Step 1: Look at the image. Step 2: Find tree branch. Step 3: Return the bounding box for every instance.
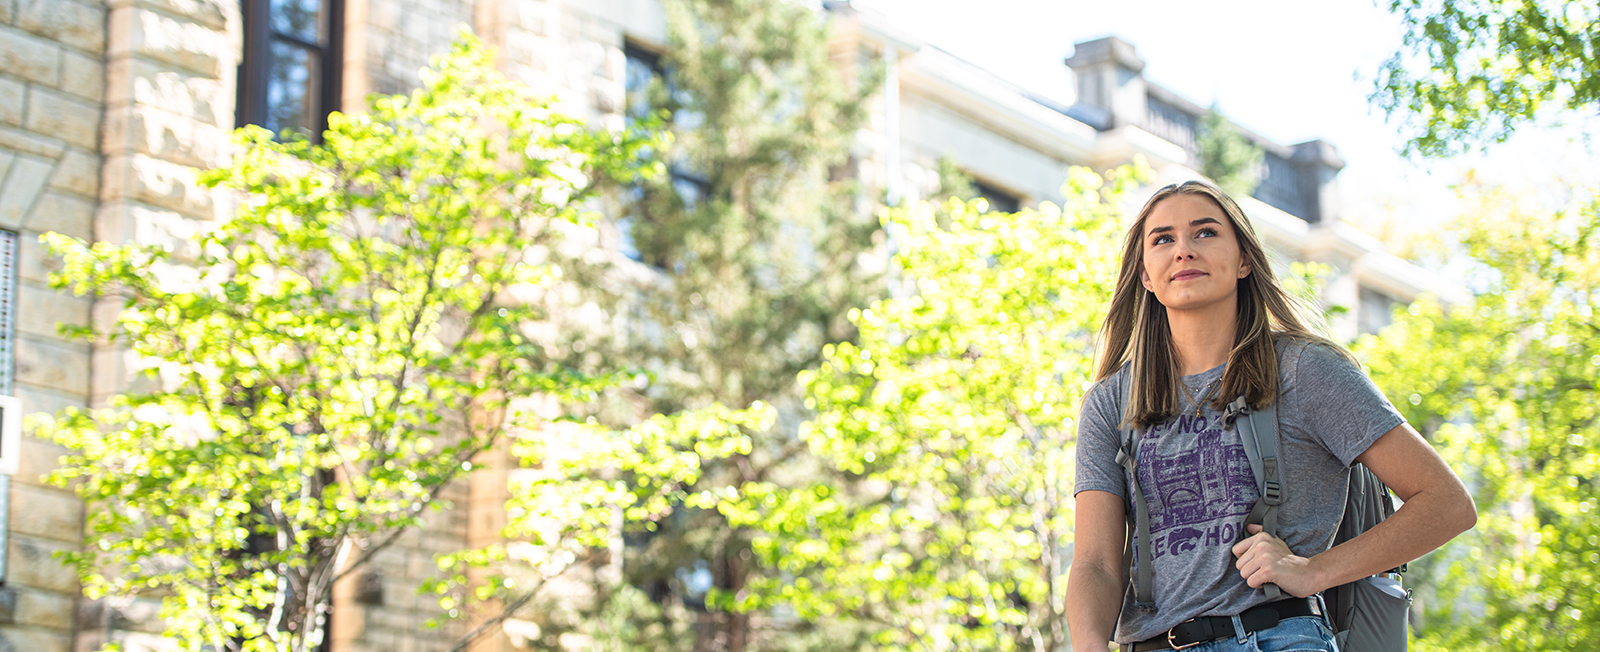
[438,552,594,652]
[331,431,500,584]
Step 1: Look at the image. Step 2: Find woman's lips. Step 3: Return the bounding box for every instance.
[1172,270,1207,281]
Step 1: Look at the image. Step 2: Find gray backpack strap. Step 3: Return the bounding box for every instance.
[1226,396,1283,601]
[1113,369,1158,611]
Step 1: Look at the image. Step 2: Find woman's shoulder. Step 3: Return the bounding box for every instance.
[1076,363,1135,453]
[1273,332,1365,391]
[1081,362,1132,424]
[1273,332,1355,367]
[1084,362,1132,403]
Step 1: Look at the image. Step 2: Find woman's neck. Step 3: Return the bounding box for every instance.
[1167,301,1238,376]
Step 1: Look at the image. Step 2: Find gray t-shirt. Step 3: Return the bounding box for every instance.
[1073,337,1404,644]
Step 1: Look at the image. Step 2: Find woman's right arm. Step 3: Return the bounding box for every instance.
[1066,489,1126,652]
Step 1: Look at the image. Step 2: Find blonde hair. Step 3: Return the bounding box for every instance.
[1092,180,1349,427]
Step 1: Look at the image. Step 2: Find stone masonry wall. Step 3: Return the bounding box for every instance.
[0,0,236,648]
[329,481,472,652]
[328,1,475,651]
[0,0,671,650]
[334,3,665,651]
[342,0,474,115]
[0,0,107,650]
[446,4,664,651]
[89,0,238,647]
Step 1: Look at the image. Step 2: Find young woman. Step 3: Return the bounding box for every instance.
[1065,181,1476,652]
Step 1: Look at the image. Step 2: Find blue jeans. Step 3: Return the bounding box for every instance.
[1178,616,1338,652]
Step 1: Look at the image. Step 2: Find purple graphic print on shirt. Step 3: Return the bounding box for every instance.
[1134,414,1257,561]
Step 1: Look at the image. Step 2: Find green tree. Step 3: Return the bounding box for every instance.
[1374,0,1600,156]
[1197,106,1263,198]
[935,157,980,203]
[524,0,881,649]
[1356,181,1599,651]
[719,165,1148,651]
[38,36,648,652]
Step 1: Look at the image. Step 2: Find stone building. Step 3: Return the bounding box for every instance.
[0,1,1439,651]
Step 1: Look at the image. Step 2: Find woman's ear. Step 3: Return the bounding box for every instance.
[1238,262,1251,279]
[1141,266,1153,292]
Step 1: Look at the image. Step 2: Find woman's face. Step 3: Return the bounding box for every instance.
[1138,193,1252,312]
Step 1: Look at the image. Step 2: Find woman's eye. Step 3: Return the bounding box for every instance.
[1152,234,1173,245]
[1196,228,1218,238]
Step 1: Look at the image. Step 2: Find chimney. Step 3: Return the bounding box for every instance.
[1291,139,1345,223]
[1064,36,1147,131]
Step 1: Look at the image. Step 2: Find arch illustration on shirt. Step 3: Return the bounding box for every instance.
[1133,415,1257,560]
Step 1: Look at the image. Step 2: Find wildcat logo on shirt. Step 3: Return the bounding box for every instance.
[1133,414,1257,560]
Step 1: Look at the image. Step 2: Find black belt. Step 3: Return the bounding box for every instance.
[1127,598,1321,651]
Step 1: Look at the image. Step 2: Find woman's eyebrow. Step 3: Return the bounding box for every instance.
[1147,217,1222,236]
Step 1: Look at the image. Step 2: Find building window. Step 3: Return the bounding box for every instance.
[620,43,709,265]
[617,43,663,262]
[1254,152,1305,220]
[1358,287,1397,336]
[1144,95,1197,154]
[973,179,1021,214]
[0,230,13,396]
[237,0,343,140]
[624,43,663,128]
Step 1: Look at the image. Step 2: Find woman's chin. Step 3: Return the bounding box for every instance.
[1155,293,1236,314]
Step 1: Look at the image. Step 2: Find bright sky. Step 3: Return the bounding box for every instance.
[855,0,1600,236]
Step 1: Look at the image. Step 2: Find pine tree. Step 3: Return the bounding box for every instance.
[1197,105,1263,198]
[534,1,881,649]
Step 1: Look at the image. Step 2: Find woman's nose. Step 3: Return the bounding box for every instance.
[1174,238,1196,259]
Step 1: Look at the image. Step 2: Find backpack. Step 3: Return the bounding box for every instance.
[1112,374,1409,651]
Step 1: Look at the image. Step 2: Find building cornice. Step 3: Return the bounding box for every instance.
[1240,196,1312,250]
[844,2,924,56]
[1088,125,1191,170]
[896,47,1099,163]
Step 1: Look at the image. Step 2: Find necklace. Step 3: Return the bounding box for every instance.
[1180,376,1222,418]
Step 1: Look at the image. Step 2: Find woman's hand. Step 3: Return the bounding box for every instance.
[1231,524,1324,598]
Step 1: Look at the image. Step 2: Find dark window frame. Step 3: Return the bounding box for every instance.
[237,0,345,141]
[624,41,666,128]
[972,178,1022,214]
[620,41,712,266]
[1358,286,1397,336]
[0,229,15,397]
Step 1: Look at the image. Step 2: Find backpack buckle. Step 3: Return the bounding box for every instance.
[1223,397,1250,426]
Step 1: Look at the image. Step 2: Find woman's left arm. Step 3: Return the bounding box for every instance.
[1232,422,1477,597]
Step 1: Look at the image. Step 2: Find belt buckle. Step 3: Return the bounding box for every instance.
[1166,619,1204,650]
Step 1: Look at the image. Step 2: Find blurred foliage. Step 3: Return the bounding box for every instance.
[935,157,980,204]
[617,0,879,413]
[1197,106,1263,198]
[1343,199,1440,264]
[1282,260,1349,338]
[1375,0,1600,157]
[37,34,650,652]
[719,164,1148,651]
[526,0,882,649]
[1358,181,1599,650]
